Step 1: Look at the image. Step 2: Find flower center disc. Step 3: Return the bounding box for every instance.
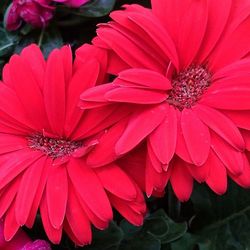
[167,65,211,110]
[27,134,83,158]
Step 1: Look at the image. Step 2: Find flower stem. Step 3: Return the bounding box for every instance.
[167,184,181,220]
[38,28,45,47]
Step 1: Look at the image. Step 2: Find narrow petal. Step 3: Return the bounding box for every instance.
[15,157,46,226]
[97,27,163,72]
[95,164,137,201]
[80,83,116,103]
[181,109,210,166]
[40,193,63,244]
[66,184,92,245]
[127,12,179,68]
[67,158,113,221]
[4,204,19,241]
[193,104,245,150]
[116,69,171,90]
[152,0,208,68]
[116,105,166,155]
[108,194,144,226]
[65,59,100,130]
[87,118,128,167]
[0,176,21,218]
[46,165,68,229]
[200,85,250,110]
[196,0,232,62]
[211,132,244,175]
[44,49,66,135]
[175,110,192,163]
[25,158,52,228]
[209,15,250,71]
[20,44,46,89]
[230,154,250,188]
[106,87,166,104]
[170,158,193,202]
[9,55,48,130]
[222,110,250,130]
[206,150,227,195]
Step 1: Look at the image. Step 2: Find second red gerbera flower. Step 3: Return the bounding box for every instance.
[80,0,250,201]
[0,44,146,246]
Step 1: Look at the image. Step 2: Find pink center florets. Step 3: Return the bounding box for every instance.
[27,134,83,158]
[167,65,211,110]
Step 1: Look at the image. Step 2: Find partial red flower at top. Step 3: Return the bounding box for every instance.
[80,0,250,201]
[0,44,146,246]
[4,0,54,30]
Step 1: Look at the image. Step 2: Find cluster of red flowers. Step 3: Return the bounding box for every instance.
[1,0,250,247]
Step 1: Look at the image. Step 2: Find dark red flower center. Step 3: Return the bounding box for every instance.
[167,65,211,110]
[27,134,83,158]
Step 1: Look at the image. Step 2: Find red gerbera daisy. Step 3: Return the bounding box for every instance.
[0,44,146,246]
[80,0,250,201]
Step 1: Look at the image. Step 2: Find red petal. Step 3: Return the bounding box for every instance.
[193,104,245,150]
[201,85,250,110]
[209,14,250,71]
[80,83,116,102]
[108,194,144,226]
[4,204,19,241]
[25,158,52,228]
[181,109,210,166]
[116,68,171,90]
[196,0,232,62]
[20,44,46,89]
[66,184,92,245]
[170,158,193,201]
[40,193,62,244]
[206,150,227,195]
[175,110,192,163]
[46,165,68,229]
[44,49,66,135]
[9,55,48,130]
[106,87,166,104]
[87,118,128,167]
[116,105,166,155]
[230,154,250,187]
[97,27,163,72]
[127,12,179,68]
[0,176,21,218]
[95,164,137,201]
[149,105,177,164]
[15,157,46,226]
[222,110,250,130]
[67,158,112,221]
[211,132,244,175]
[65,60,100,132]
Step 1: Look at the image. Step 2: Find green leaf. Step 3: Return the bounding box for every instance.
[0,26,19,57]
[58,0,116,18]
[14,26,63,58]
[171,182,250,250]
[84,222,124,250]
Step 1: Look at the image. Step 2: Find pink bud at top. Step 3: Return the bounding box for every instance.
[4,0,55,31]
